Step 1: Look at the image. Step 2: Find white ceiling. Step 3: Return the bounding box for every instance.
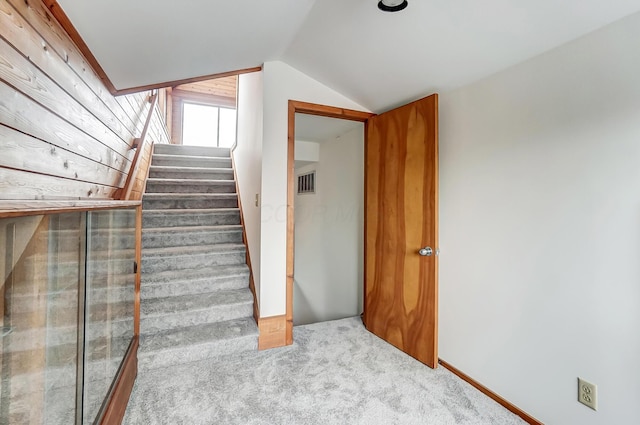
[295,114,362,143]
[56,0,316,89]
[57,0,640,112]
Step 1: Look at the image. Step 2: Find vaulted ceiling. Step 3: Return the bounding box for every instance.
[57,0,640,112]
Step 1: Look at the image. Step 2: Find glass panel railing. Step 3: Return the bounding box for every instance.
[0,213,83,424]
[0,205,138,425]
[83,209,136,424]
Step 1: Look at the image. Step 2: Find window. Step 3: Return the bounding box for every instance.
[182,103,237,147]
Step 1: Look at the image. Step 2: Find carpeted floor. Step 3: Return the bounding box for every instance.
[123,317,526,425]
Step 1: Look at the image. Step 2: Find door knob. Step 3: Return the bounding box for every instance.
[418,247,433,256]
[418,247,440,257]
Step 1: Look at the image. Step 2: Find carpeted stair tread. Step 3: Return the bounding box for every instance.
[142,194,238,210]
[141,288,253,317]
[153,144,231,157]
[151,153,232,162]
[141,264,249,298]
[148,166,233,172]
[144,207,239,215]
[142,208,241,227]
[142,263,249,284]
[140,264,249,300]
[139,317,257,354]
[137,318,258,371]
[145,179,236,194]
[143,193,237,200]
[151,154,232,169]
[142,243,245,258]
[146,178,236,185]
[142,225,243,248]
[143,224,242,234]
[149,165,234,179]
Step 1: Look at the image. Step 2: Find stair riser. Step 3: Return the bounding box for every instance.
[141,251,245,273]
[153,145,231,158]
[142,198,238,209]
[8,261,133,294]
[38,232,134,252]
[142,230,243,249]
[2,334,130,373]
[24,248,134,264]
[149,169,233,180]
[152,156,231,168]
[6,319,132,353]
[140,302,253,334]
[7,286,133,314]
[145,182,236,194]
[141,274,249,299]
[8,315,132,345]
[10,301,132,328]
[138,334,257,371]
[143,211,240,227]
[7,354,126,398]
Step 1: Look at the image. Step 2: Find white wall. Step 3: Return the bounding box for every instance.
[259,61,369,318]
[234,71,264,302]
[294,140,320,164]
[294,125,364,325]
[439,12,640,424]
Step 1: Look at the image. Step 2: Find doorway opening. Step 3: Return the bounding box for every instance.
[286,96,439,368]
[293,114,365,326]
[285,101,374,344]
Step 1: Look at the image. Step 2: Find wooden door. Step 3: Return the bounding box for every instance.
[364,94,439,368]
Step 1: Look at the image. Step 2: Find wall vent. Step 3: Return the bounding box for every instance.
[297,171,316,194]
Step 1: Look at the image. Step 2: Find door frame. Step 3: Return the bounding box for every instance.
[286,100,375,343]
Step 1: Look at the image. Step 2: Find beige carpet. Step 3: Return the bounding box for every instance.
[123,317,526,424]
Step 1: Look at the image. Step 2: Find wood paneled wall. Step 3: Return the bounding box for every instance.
[0,0,169,201]
[175,76,237,100]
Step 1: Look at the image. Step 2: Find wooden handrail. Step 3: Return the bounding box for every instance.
[0,200,141,219]
[119,92,159,200]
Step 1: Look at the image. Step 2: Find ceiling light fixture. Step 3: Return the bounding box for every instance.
[378,0,408,12]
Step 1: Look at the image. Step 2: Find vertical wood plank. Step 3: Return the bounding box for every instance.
[285,101,295,344]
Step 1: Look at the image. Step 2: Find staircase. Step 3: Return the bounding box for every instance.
[138,144,258,371]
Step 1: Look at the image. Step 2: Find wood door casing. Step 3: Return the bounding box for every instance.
[286,101,375,347]
[364,94,439,368]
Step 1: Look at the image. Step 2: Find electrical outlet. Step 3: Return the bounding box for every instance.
[578,378,597,411]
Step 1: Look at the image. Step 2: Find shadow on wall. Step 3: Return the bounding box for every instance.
[293,279,316,326]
